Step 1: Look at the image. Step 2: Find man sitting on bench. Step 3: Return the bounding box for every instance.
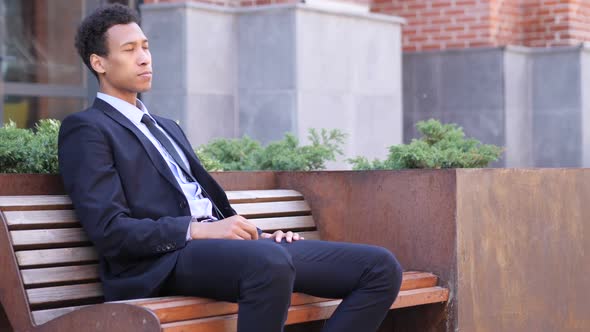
[58,4,403,332]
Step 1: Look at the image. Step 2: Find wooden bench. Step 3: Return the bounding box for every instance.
[0,189,449,331]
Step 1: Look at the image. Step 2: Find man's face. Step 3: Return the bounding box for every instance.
[94,23,152,97]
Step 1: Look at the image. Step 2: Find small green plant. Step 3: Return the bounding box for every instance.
[0,119,60,174]
[349,119,503,170]
[196,128,347,171]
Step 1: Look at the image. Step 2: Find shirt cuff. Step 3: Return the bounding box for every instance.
[186,222,192,241]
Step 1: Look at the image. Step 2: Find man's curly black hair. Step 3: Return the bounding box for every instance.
[75,4,141,79]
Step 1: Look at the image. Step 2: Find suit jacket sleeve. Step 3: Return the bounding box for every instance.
[58,114,191,260]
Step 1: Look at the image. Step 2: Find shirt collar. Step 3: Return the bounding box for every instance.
[96,92,152,126]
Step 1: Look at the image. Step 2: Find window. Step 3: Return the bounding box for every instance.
[2,0,84,85]
[0,0,140,129]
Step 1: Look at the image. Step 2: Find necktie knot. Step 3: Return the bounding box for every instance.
[141,114,155,126]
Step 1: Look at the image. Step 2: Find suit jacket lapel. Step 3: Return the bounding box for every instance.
[153,116,210,182]
[94,99,183,195]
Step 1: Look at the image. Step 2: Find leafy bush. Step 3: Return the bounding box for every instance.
[0,119,60,173]
[349,119,503,170]
[195,136,262,171]
[0,119,345,174]
[196,129,346,171]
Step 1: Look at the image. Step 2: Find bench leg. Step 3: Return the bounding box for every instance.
[0,304,13,332]
[35,303,161,332]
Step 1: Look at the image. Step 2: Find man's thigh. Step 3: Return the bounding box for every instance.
[162,239,291,302]
[278,239,396,299]
[163,238,394,301]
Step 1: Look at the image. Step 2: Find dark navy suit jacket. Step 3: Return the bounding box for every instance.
[58,98,236,301]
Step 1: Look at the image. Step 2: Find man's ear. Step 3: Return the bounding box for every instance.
[90,54,106,75]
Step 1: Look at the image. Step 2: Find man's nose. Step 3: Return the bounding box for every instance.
[138,49,151,66]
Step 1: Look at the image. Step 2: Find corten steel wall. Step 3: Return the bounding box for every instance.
[276,169,590,331]
[0,172,280,195]
[0,174,66,195]
[455,168,590,331]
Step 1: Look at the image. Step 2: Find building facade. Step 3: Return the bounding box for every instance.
[1,0,589,167]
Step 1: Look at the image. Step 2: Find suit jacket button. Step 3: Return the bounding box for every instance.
[180,201,186,208]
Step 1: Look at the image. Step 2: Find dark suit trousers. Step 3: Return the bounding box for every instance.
[161,238,403,332]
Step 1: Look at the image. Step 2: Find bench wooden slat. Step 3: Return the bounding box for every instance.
[26,282,103,308]
[5,210,315,233]
[251,216,316,232]
[233,201,311,218]
[4,210,79,230]
[0,190,304,212]
[16,247,99,268]
[159,286,450,331]
[21,264,99,288]
[391,286,449,309]
[0,196,72,211]
[10,228,89,250]
[225,190,303,203]
[399,272,438,291]
[10,228,316,251]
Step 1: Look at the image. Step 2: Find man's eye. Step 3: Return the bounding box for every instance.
[124,48,134,52]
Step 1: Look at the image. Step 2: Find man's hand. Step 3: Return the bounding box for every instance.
[261,230,304,243]
[190,215,259,240]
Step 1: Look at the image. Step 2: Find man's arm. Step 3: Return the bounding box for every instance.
[58,114,191,259]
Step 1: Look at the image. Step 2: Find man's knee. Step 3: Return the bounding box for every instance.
[367,246,403,293]
[243,241,295,284]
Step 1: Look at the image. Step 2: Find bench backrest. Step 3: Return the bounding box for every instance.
[0,189,317,327]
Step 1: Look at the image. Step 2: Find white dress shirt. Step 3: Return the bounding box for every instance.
[97,93,214,240]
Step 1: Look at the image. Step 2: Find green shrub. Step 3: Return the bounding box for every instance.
[0,119,346,174]
[196,128,346,171]
[349,119,503,170]
[194,136,261,171]
[0,119,60,174]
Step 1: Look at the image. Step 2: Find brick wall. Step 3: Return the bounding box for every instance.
[523,0,590,47]
[142,0,590,50]
[371,0,590,51]
[371,0,504,51]
[490,0,522,46]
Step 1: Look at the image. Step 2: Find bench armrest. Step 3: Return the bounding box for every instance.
[36,303,160,332]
